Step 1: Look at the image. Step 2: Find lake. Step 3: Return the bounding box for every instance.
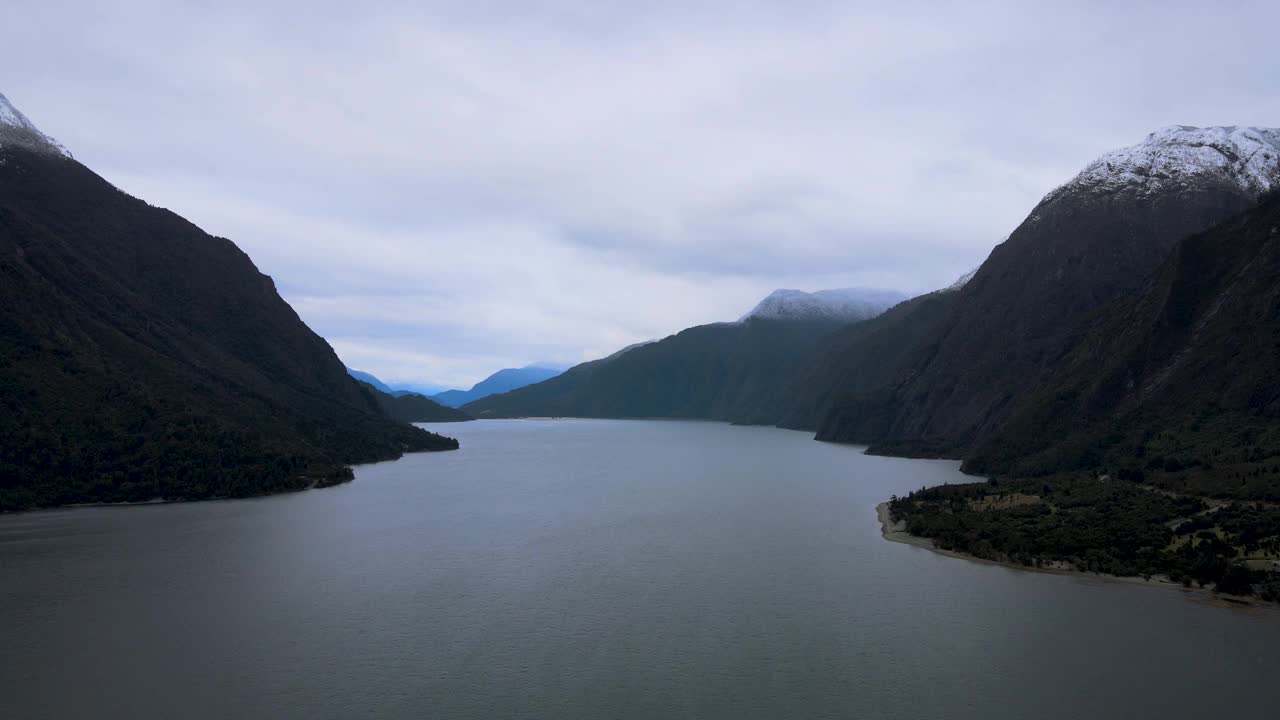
[2,420,1276,719]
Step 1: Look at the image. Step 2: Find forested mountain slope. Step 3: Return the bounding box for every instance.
[965,193,1280,495]
[816,127,1280,456]
[0,109,456,510]
[464,317,852,420]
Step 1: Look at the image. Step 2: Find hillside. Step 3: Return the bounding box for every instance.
[431,364,564,407]
[966,193,1280,494]
[360,383,473,423]
[729,291,958,431]
[880,175,1280,600]
[463,317,853,420]
[347,367,393,393]
[0,108,457,510]
[815,126,1280,455]
[463,287,901,421]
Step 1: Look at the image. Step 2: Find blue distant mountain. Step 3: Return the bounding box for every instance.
[346,368,450,397]
[432,364,565,407]
[386,382,451,396]
[345,367,392,393]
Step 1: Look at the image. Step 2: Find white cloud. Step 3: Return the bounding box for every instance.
[6,0,1280,386]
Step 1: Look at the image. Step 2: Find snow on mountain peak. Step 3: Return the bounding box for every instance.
[0,92,71,158]
[1061,125,1280,199]
[942,267,979,293]
[741,287,906,323]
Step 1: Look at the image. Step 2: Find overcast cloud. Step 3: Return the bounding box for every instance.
[7,1,1280,387]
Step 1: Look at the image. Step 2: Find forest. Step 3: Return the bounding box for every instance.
[887,474,1280,600]
[0,145,457,510]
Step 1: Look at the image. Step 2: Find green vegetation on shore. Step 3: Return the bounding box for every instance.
[887,474,1280,600]
[880,194,1280,600]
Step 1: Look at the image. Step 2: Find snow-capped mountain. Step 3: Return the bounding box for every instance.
[0,92,70,157]
[741,288,906,323]
[812,125,1280,453]
[1050,126,1280,201]
[942,267,979,293]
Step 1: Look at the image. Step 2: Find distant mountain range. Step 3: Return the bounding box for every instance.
[462,289,904,419]
[431,364,566,407]
[8,79,1280,576]
[389,382,450,397]
[464,125,1280,495]
[0,92,457,510]
[345,364,565,408]
[343,369,450,397]
[458,125,1280,598]
[346,368,392,393]
[357,382,473,423]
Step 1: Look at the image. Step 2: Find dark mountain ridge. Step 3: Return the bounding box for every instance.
[884,194,1280,597]
[732,290,960,432]
[462,287,904,420]
[965,191,1280,488]
[463,317,854,420]
[0,133,456,510]
[812,126,1280,457]
[347,367,393,393]
[359,382,473,423]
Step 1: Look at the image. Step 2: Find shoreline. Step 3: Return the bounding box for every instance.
[875,502,1273,611]
[3,441,464,515]
[18,481,340,514]
[3,472,352,516]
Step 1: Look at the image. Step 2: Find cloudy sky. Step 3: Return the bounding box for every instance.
[8,1,1280,388]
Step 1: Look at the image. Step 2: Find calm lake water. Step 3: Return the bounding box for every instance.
[2,420,1277,719]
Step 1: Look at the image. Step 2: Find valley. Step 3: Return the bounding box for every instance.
[7,6,1280,718]
[452,127,1280,601]
[3,102,1279,598]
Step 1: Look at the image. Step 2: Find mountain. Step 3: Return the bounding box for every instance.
[0,92,69,157]
[885,195,1280,597]
[741,287,907,322]
[346,367,392,393]
[357,382,473,423]
[462,289,902,420]
[344,367,447,397]
[386,382,449,396]
[431,364,566,407]
[965,192,1280,493]
[0,94,457,510]
[463,319,840,419]
[812,126,1280,455]
[730,288,959,430]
